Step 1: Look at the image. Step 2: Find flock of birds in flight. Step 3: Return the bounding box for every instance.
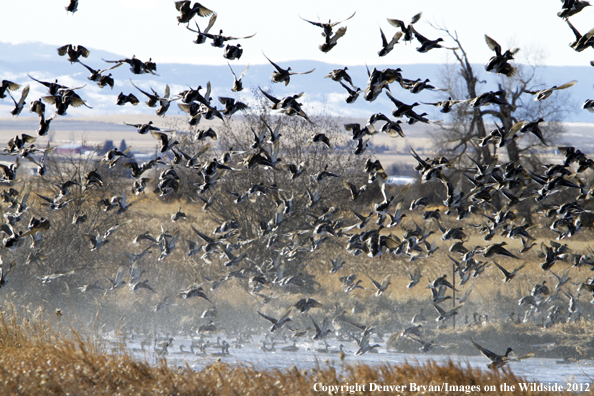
[1,0,594,368]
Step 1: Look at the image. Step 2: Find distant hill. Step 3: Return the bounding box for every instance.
[0,41,592,123]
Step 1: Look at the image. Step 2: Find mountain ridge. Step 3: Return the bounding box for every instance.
[0,41,591,123]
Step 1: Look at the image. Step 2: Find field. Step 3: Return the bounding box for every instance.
[0,114,593,393]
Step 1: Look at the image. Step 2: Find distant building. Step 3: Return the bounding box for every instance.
[56,143,95,155]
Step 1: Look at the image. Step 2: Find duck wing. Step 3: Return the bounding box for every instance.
[191,225,214,243]
[412,27,429,44]
[102,58,127,65]
[204,81,212,103]
[484,35,502,56]
[150,131,169,148]
[339,80,358,95]
[333,11,356,26]
[288,68,315,76]
[553,80,578,91]
[257,311,277,325]
[472,339,499,362]
[1,80,20,92]
[222,32,256,41]
[328,27,347,44]
[492,260,511,279]
[192,3,214,17]
[310,316,321,333]
[409,12,422,25]
[385,90,407,108]
[186,21,200,33]
[174,1,189,11]
[511,352,535,361]
[203,13,217,33]
[17,86,30,106]
[433,303,446,315]
[300,16,324,28]
[78,61,97,75]
[380,28,389,47]
[367,274,381,290]
[239,64,249,79]
[64,91,89,108]
[35,192,54,204]
[566,19,583,40]
[259,87,280,105]
[388,31,404,47]
[130,80,158,103]
[263,53,285,73]
[228,62,237,80]
[56,44,71,57]
[387,18,405,29]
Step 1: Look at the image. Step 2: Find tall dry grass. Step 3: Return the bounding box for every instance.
[0,304,587,395]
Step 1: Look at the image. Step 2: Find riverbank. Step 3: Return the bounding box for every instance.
[0,306,586,395]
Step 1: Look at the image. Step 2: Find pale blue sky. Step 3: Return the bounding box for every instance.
[1,0,593,66]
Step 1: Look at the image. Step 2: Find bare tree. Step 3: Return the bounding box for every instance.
[155,90,372,293]
[431,27,575,167]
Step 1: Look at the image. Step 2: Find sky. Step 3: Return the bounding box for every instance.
[1,0,594,67]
